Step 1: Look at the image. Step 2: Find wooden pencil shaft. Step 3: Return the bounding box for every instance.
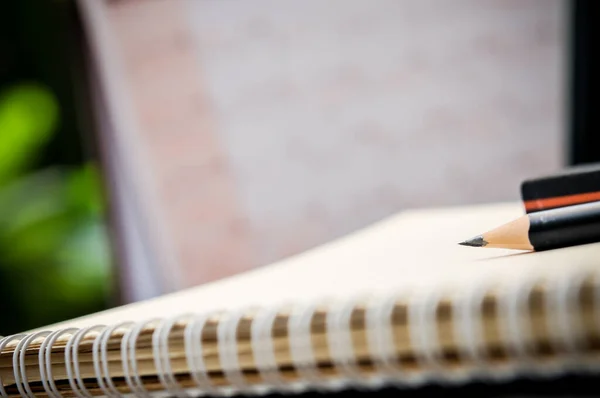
[479,215,533,250]
[2,278,600,397]
[469,201,600,251]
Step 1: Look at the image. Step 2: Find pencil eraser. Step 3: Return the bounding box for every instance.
[520,162,600,213]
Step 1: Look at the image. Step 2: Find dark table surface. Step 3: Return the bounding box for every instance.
[234,374,600,398]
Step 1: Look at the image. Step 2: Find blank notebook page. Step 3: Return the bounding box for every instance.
[37,202,600,331]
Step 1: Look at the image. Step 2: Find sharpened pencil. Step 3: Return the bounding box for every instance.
[459,200,600,251]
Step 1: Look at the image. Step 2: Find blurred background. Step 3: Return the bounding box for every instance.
[0,0,598,335]
[0,1,115,334]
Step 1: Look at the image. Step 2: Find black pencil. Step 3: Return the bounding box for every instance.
[459,200,600,251]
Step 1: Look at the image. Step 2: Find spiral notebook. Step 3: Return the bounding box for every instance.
[1,202,600,397]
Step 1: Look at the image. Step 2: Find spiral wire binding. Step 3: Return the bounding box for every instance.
[183,313,215,396]
[0,272,598,397]
[153,315,191,397]
[408,289,444,385]
[126,319,160,397]
[364,293,404,385]
[250,304,287,394]
[38,330,61,398]
[218,308,250,396]
[453,280,487,380]
[17,332,49,398]
[551,272,586,362]
[500,275,533,375]
[592,272,600,372]
[67,325,107,398]
[94,322,134,397]
[287,301,328,393]
[327,297,366,390]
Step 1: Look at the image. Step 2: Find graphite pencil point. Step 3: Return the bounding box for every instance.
[458,235,487,247]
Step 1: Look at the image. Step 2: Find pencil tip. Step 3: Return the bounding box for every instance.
[458,235,487,247]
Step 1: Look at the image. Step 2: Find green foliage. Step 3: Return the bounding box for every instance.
[0,83,59,183]
[0,166,113,332]
[0,82,112,334]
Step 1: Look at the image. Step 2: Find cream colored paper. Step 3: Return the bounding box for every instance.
[35,202,600,332]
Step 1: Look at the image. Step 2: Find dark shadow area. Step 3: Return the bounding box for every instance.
[570,0,600,165]
[235,373,600,398]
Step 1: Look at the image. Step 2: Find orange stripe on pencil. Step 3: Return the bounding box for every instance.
[524,191,600,212]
